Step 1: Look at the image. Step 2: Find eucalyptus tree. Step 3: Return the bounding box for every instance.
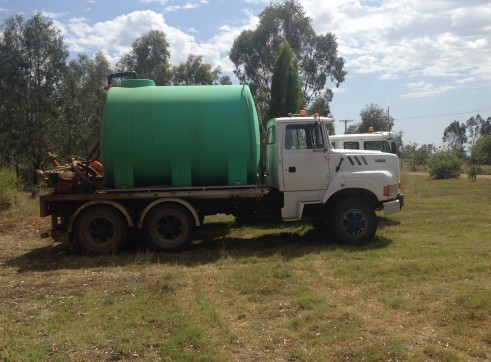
[0,13,68,184]
[355,104,394,133]
[0,15,25,171]
[230,0,346,115]
[117,30,172,85]
[58,51,112,158]
[443,120,468,157]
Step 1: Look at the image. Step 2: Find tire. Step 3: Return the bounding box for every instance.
[73,205,128,254]
[329,198,377,244]
[143,204,195,251]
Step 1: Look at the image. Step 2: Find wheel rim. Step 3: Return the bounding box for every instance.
[341,209,368,237]
[87,217,115,244]
[156,215,183,242]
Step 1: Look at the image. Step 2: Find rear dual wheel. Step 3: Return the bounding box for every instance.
[73,205,128,254]
[143,204,195,251]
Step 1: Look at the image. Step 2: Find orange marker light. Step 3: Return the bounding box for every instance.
[383,185,391,197]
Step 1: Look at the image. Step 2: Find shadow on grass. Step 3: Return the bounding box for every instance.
[377,216,401,230]
[6,220,393,272]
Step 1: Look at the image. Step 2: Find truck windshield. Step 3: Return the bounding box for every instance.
[364,141,391,153]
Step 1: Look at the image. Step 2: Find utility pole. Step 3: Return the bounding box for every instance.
[339,119,353,134]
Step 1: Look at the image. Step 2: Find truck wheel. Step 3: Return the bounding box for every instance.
[329,198,377,244]
[73,205,128,254]
[143,204,195,251]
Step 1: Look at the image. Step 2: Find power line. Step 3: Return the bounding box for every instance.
[396,107,491,121]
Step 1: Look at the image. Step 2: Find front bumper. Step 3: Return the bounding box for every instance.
[383,194,404,215]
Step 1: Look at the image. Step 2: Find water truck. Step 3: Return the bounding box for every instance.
[38,72,403,254]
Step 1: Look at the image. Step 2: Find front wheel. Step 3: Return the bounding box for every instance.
[143,204,195,251]
[329,198,377,244]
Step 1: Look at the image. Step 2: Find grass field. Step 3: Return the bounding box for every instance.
[0,173,490,361]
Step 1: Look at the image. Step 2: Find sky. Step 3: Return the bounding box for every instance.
[1,0,490,147]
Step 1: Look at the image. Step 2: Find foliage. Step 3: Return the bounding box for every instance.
[117,30,172,85]
[349,103,394,133]
[400,142,436,171]
[230,0,346,116]
[473,135,491,164]
[0,168,22,210]
[0,13,68,185]
[428,149,463,179]
[443,120,467,158]
[466,115,483,148]
[400,142,418,171]
[308,90,335,135]
[268,42,303,121]
[172,55,225,85]
[58,51,112,158]
[478,115,491,136]
[466,115,487,180]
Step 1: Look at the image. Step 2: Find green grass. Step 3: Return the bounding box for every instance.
[0,173,490,361]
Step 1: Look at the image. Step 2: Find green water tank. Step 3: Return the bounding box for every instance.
[101,80,260,188]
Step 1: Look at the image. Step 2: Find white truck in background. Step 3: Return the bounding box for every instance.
[329,131,398,155]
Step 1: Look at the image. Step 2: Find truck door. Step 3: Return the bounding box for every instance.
[281,123,330,191]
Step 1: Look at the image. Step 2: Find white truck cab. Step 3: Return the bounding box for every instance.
[329,131,397,154]
[265,115,403,243]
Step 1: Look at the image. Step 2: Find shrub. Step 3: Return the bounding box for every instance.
[428,150,463,179]
[0,168,22,211]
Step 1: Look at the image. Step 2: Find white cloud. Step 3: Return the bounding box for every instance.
[62,9,257,71]
[302,0,491,97]
[164,3,199,12]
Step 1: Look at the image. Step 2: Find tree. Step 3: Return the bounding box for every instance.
[308,90,335,135]
[350,104,394,134]
[466,115,484,180]
[401,142,418,171]
[268,42,303,120]
[443,120,467,158]
[0,13,68,185]
[415,144,436,171]
[230,0,346,117]
[428,149,463,179]
[58,51,112,158]
[479,116,491,136]
[173,55,222,85]
[394,130,404,157]
[473,135,491,164]
[0,15,26,173]
[216,72,232,85]
[466,115,482,149]
[117,30,172,85]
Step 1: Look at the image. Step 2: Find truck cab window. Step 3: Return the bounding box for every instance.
[285,124,325,150]
[344,141,360,150]
[365,140,391,153]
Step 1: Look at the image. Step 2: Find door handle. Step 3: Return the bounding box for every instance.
[288,167,296,173]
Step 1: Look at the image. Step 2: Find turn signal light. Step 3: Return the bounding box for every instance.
[383,185,391,197]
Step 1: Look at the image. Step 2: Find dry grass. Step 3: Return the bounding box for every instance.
[0,176,490,361]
